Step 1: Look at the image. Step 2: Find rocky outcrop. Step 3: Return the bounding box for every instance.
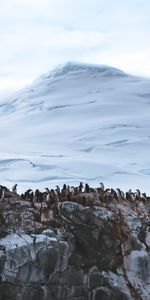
[0,193,150,299]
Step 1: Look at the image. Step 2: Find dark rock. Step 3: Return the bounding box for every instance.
[0,193,149,299]
[37,246,58,279]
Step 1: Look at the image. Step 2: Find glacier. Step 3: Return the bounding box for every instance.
[0,61,150,193]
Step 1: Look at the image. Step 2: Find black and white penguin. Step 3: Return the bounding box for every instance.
[79,182,84,193]
[45,188,50,202]
[84,183,90,193]
[12,184,17,194]
[99,182,104,191]
[116,188,125,200]
[135,189,140,200]
[110,188,118,200]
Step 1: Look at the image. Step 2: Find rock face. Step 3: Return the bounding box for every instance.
[0,195,150,299]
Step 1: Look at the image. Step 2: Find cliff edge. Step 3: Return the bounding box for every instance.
[0,186,149,300]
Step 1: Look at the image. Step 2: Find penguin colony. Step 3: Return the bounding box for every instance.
[0,182,149,228]
[0,182,148,205]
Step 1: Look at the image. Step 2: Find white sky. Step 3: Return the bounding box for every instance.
[0,0,150,94]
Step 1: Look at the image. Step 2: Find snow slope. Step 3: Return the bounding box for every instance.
[1,61,150,193]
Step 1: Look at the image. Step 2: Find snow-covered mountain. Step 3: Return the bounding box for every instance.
[1,61,150,193]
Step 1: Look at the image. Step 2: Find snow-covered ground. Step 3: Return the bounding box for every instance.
[1,61,150,193]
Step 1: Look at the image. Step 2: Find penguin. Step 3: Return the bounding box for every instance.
[110,188,118,200]
[99,183,104,191]
[54,189,60,203]
[104,189,113,201]
[66,185,71,200]
[126,189,135,201]
[116,188,125,200]
[1,188,12,200]
[56,185,60,194]
[45,188,50,203]
[61,184,67,199]
[84,183,90,193]
[141,193,147,201]
[135,189,140,200]
[12,184,17,194]
[79,182,84,193]
[62,184,67,190]
[125,191,130,201]
[45,188,50,194]
[25,189,32,198]
[70,186,75,198]
[20,193,25,200]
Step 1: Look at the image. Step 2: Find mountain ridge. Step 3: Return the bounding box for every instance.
[34,61,127,83]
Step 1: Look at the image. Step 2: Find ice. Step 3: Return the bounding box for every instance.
[0,62,150,193]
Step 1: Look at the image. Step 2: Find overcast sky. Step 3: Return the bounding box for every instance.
[0,0,150,94]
